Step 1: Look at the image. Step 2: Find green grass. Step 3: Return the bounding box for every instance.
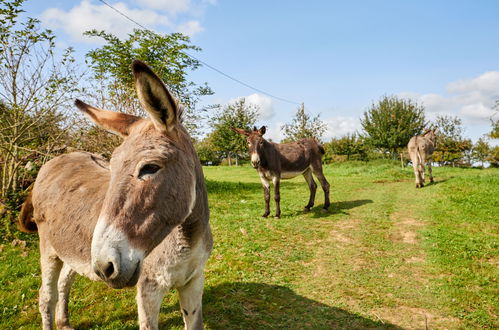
[1,161,497,329]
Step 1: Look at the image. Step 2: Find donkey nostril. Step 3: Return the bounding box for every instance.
[103,262,115,278]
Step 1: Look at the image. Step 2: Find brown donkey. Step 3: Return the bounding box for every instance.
[407,129,437,188]
[18,60,212,330]
[233,126,330,218]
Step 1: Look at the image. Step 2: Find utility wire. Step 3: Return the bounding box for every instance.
[97,0,300,105]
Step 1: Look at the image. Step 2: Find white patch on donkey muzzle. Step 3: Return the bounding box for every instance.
[251,152,260,167]
[91,217,145,288]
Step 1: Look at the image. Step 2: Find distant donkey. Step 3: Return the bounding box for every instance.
[232,126,330,218]
[19,60,212,330]
[407,129,437,188]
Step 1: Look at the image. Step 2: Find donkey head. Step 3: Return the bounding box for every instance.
[232,126,267,168]
[77,60,199,289]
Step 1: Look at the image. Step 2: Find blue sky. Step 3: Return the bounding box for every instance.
[23,0,499,142]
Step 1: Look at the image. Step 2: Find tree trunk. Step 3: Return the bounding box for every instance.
[235,154,239,166]
[400,152,404,168]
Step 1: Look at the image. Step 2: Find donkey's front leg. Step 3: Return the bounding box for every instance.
[259,173,270,218]
[39,242,63,330]
[55,263,76,330]
[137,277,166,330]
[178,274,205,330]
[272,176,281,218]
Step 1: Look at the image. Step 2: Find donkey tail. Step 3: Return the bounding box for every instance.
[18,188,37,233]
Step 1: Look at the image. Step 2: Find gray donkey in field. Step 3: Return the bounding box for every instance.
[407,129,437,188]
[19,60,212,330]
[233,126,330,218]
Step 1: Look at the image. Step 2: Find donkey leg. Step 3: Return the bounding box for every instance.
[55,263,76,330]
[178,274,205,330]
[419,163,425,187]
[312,167,330,210]
[428,162,434,183]
[303,169,317,211]
[412,162,421,188]
[259,173,271,218]
[39,241,63,330]
[272,176,281,218]
[137,278,166,330]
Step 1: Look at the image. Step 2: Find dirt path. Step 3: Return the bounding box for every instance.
[298,180,461,329]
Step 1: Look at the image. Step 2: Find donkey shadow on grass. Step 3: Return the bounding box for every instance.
[206,179,373,219]
[73,282,401,329]
[157,282,402,329]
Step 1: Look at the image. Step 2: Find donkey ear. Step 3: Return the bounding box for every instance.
[132,60,178,132]
[75,100,141,137]
[259,126,266,135]
[231,128,250,136]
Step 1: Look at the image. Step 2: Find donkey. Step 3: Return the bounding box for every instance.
[18,60,213,330]
[407,128,437,188]
[232,126,330,218]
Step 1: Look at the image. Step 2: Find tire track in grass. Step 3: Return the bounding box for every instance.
[298,180,460,329]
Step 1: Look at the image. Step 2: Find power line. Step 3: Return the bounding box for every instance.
[97,0,300,105]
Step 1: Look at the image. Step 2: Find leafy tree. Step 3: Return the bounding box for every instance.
[194,137,221,166]
[325,133,367,161]
[281,103,327,143]
[209,98,259,165]
[85,28,213,137]
[433,115,472,166]
[489,100,499,139]
[472,138,491,167]
[0,0,80,201]
[361,95,426,158]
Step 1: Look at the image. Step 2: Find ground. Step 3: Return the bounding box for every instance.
[0,161,497,329]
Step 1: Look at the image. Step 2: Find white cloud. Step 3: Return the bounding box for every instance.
[228,94,275,120]
[177,20,203,36]
[399,71,499,124]
[41,1,171,42]
[323,116,361,140]
[137,0,191,14]
[40,0,209,43]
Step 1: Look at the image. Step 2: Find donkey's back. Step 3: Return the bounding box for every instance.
[28,152,109,278]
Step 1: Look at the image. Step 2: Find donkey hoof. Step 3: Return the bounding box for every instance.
[303,207,311,212]
[262,213,270,218]
[320,208,328,214]
[430,178,434,183]
[274,215,281,219]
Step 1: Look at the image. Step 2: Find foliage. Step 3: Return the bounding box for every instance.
[281,103,327,143]
[471,138,491,167]
[361,95,426,156]
[194,138,221,166]
[432,115,472,166]
[489,100,499,139]
[487,146,499,167]
[85,28,213,137]
[324,133,368,162]
[0,0,81,235]
[208,98,259,165]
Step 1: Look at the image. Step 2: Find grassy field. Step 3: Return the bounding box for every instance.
[1,161,498,329]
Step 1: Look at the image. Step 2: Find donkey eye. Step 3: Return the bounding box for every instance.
[138,164,161,179]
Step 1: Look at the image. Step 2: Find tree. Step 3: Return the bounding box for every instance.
[85,28,213,137]
[0,0,81,204]
[281,103,327,143]
[433,115,472,166]
[489,100,499,139]
[472,138,491,167]
[325,133,367,161]
[209,98,259,165]
[361,95,426,160]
